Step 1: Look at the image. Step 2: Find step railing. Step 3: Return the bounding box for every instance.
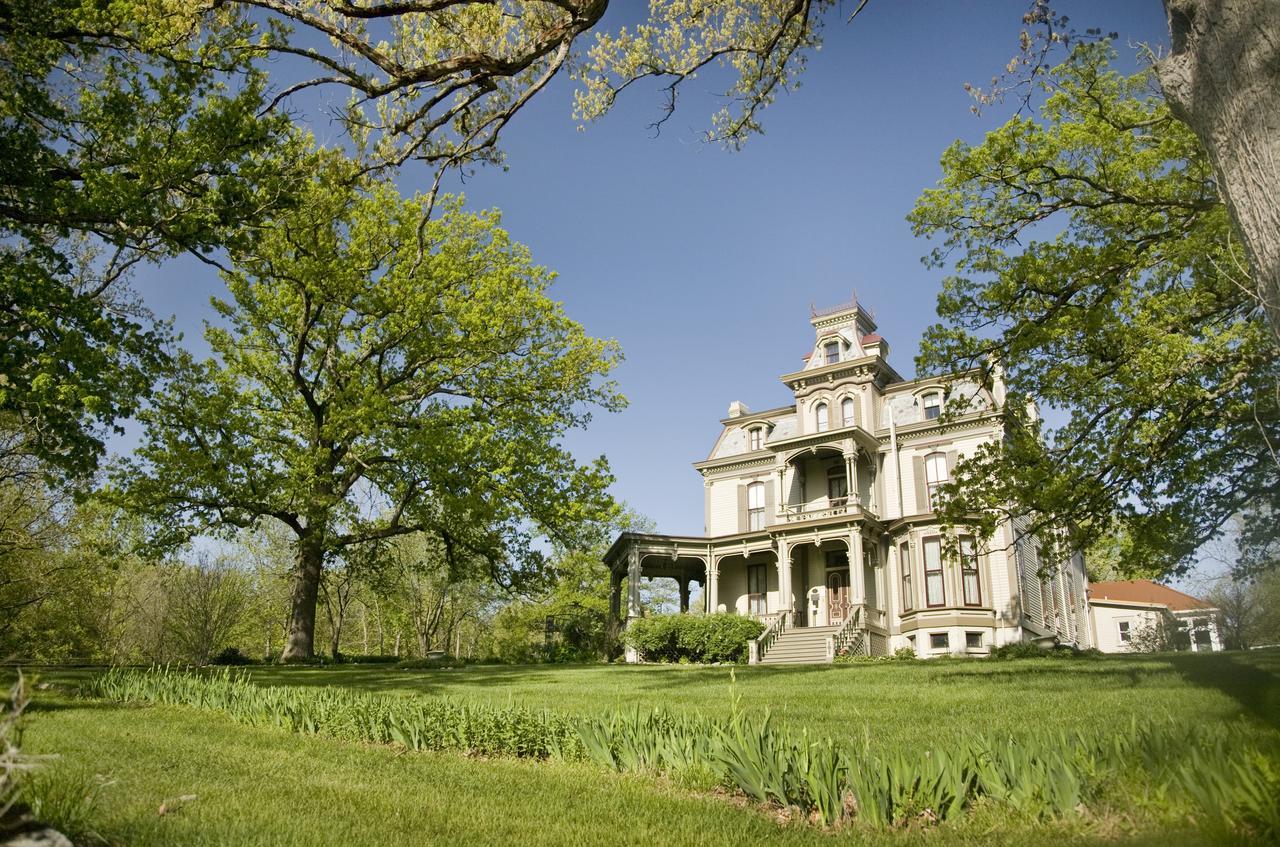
[749,613,786,664]
[826,606,866,661]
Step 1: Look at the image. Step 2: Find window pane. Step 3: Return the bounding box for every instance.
[899,544,913,611]
[814,404,828,432]
[926,572,945,606]
[960,537,980,605]
[966,632,982,649]
[923,394,941,420]
[747,482,764,509]
[924,539,943,606]
[828,475,847,500]
[824,342,839,364]
[923,539,941,570]
[925,454,947,484]
[930,633,948,650]
[841,398,854,427]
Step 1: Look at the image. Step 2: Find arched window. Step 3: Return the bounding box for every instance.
[924,452,947,510]
[814,402,829,433]
[841,397,855,428]
[747,481,765,531]
[748,427,762,452]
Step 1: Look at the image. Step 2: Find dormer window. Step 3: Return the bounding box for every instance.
[823,340,840,365]
[814,402,829,433]
[748,427,762,451]
[922,392,941,421]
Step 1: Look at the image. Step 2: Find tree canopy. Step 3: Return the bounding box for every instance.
[114,156,624,659]
[909,43,1277,577]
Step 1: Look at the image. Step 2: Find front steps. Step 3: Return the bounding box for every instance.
[759,624,841,665]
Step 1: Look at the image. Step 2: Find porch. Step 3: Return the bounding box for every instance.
[604,527,888,663]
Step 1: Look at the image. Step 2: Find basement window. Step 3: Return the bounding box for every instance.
[929,632,949,651]
[965,632,983,649]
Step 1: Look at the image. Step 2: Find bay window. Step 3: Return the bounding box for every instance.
[959,536,981,606]
[923,537,945,607]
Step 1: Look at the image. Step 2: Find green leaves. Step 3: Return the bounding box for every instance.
[910,43,1278,576]
[115,155,624,652]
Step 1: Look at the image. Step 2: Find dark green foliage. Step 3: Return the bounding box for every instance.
[989,643,1103,661]
[210,647,253,666]
[623,614,764,663]
[910,43,1279,576]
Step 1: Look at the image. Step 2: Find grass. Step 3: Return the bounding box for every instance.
[7,651,1280,845]
[244,651,1280,752]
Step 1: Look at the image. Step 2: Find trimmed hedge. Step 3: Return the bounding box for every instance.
[623,613,764,663]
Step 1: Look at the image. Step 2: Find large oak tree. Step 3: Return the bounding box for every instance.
[909,44,1277,576]
[115,156,624,660]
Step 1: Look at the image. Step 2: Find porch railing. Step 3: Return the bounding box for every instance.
[749,614,786,664]
[826,606,866,661]
[777,495,878,524]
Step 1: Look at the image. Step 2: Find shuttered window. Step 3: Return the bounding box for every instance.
[747,482,765,531]
[924,452,947,510]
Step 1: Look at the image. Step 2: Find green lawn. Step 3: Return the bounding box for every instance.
[10,651,1280,846]
[245,651,1280,752]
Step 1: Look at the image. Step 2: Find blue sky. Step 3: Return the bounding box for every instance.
[124,2,1173,543]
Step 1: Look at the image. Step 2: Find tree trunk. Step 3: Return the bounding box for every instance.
[1158,0,1280,345]
[281,535,324,661]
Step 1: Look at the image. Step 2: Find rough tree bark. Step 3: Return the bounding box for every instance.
[281,534,324,661]
[1157,0,1280,344]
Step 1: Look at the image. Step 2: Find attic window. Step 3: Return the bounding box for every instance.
[748,427,762,451]
[823,340,840,365]
[922,392,941,421]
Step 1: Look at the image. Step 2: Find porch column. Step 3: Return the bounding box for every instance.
[626,547,642,620]
[608,569,623,625]
[849,530,866,607]
[845,446,860,505]
[678,576,691,613]
[776,466,787,517]
[777,537,793,625]
[706,558,720,614]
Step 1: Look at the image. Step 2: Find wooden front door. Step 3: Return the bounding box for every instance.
[827,570,849,625]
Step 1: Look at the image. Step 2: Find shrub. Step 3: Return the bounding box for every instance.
[210,647,254,666]
[624,614,763,663]
[989,641,1048,660]
[335,654,400,665]
[990,642,1103,661]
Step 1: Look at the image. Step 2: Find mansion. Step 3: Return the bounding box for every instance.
[604,298,1091,663]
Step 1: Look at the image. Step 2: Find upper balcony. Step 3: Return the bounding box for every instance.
[776,493,879,525]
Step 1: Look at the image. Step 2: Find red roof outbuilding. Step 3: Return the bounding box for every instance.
[1087,580,1214,611]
